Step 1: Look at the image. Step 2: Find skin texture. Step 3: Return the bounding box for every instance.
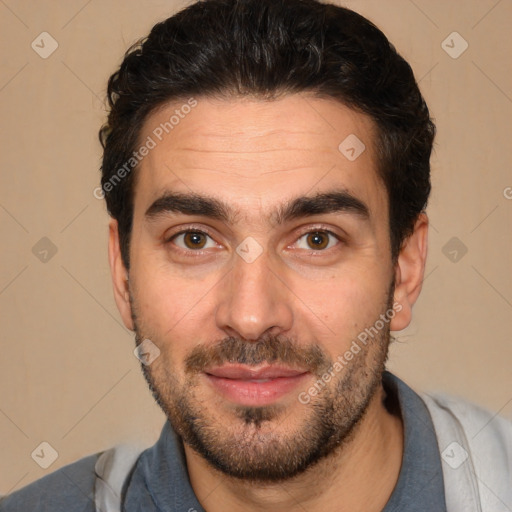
[108,93,428,512]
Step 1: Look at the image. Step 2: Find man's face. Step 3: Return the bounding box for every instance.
[121,94,398,481]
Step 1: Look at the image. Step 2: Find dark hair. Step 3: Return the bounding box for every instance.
[99,0,435,269]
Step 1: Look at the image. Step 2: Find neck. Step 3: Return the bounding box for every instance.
[184,383,404,512]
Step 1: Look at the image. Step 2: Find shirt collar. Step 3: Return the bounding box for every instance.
[381,371,447,511]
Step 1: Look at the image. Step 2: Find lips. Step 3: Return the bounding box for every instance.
[203,364,311,406]
[204,364,308,380]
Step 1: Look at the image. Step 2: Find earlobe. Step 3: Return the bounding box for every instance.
[108,219,134,331]
[390,213,429,332]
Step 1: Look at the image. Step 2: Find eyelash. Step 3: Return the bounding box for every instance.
[165,225,343,257]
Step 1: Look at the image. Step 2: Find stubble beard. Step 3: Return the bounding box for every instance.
[130,290,392,483]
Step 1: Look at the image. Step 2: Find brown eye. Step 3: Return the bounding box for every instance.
[183,231,207,249]
[170,230,216,251]
[306,232,329,250]
[294,230,340,251]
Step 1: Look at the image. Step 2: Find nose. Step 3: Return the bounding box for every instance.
[215,244,293,341]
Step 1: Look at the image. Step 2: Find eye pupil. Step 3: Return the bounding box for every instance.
[184,232,206,249]
[307,232,328,250]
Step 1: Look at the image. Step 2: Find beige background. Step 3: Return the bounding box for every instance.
[1,0,511,494]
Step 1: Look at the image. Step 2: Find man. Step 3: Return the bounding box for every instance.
[2,0,511,511]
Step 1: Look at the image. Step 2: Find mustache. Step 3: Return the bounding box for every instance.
[184,334,332,377]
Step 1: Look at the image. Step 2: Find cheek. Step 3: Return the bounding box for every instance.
[309,267,391,347]
[130,253,220,340]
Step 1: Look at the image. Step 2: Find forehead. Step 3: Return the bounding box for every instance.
[132,94,386,223]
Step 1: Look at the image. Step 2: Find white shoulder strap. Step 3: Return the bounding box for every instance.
[94,444,145,512]
[421,392,512,512]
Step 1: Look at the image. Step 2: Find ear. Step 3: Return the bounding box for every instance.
[108,219,134,331]
[390,213,428,331]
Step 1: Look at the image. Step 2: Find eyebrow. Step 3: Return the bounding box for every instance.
[144,189,370,226]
